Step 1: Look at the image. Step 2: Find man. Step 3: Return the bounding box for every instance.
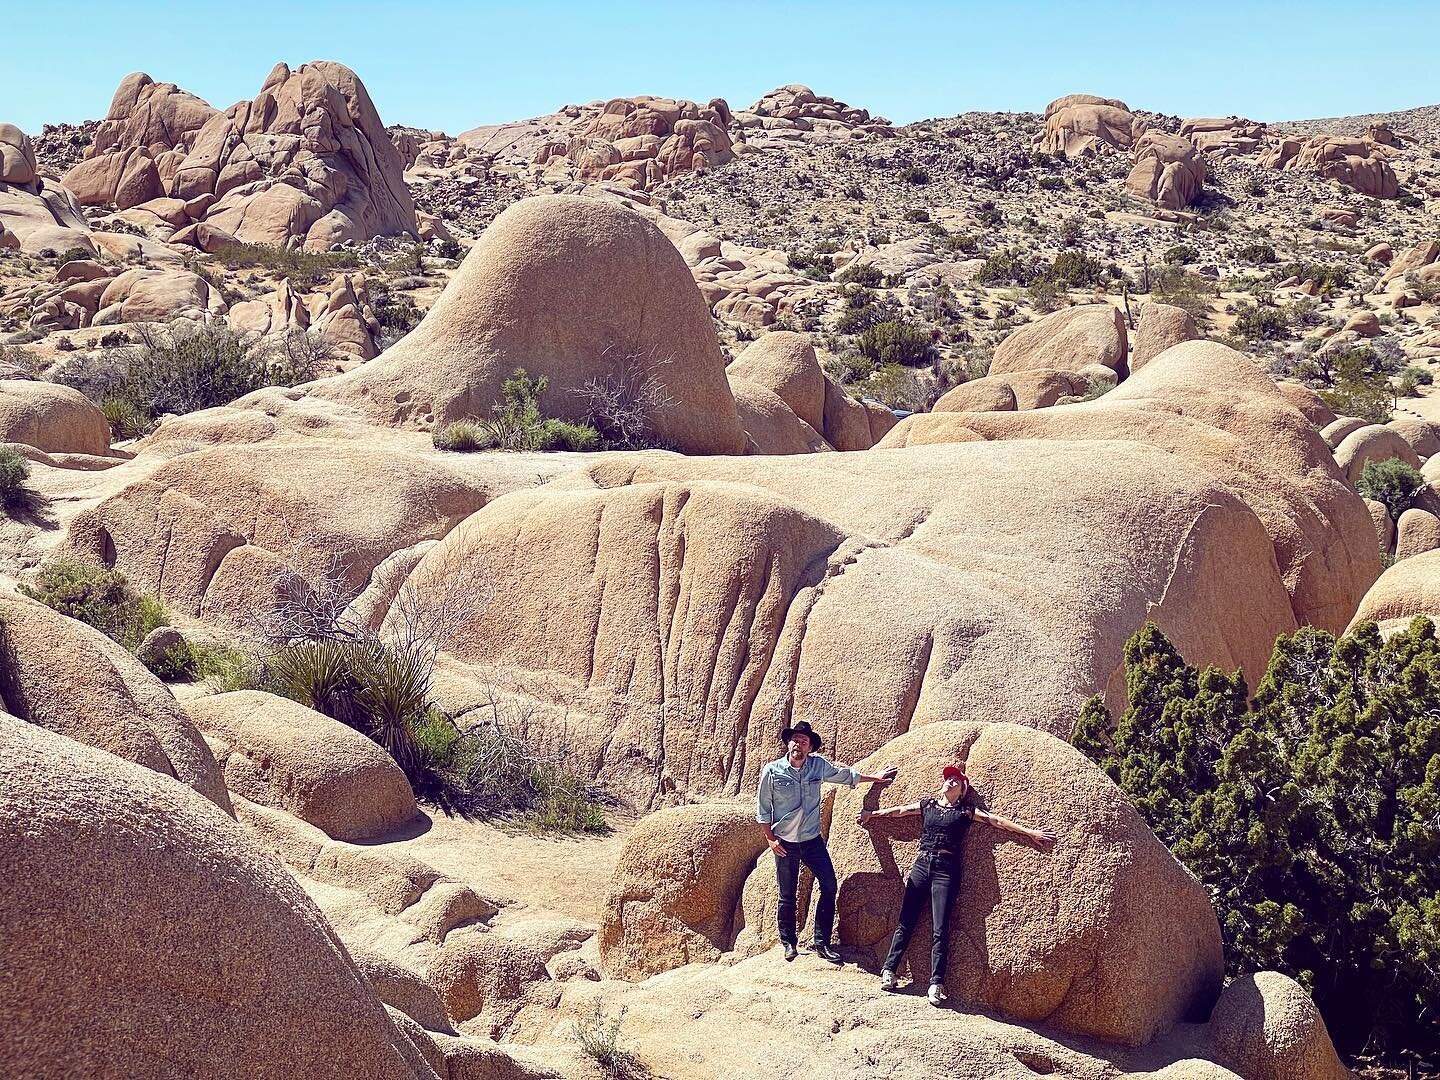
[755,719,896,963]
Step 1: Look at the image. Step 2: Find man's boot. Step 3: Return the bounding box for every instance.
[814,942,842,964]
[782,942,798,962]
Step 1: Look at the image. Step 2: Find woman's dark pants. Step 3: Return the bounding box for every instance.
[773,837,839,947]
[882,852,955,985]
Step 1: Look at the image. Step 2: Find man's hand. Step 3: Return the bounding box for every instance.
[768,836,788,857]
[871,766,898,789]
[856,809,873,827]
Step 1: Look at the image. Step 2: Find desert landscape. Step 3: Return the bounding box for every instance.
[2,18,1439,1080]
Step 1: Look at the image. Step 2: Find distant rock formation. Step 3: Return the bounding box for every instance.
[63,61,418,250]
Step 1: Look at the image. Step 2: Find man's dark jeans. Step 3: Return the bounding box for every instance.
[774,836,838,947]
[882,852,955,985]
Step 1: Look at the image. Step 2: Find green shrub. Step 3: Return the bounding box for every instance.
[1318,347,1397,425]
[904,208,931,223]
[1163,244,1199,265]
[539,419,601,452]
[899,166,931,185]
[1151,267,1217,320]
[835,262,884,287]
[436,238,463,260]
[1357,458,1426,521]
[20,558,169,651]
[571,1001,644,1079]
[1235,242,1276,264]
[977,248,1046,286]
[832,287,898,335]
[0,446,31,510]
[1073,620,1440,1061]
[1397,365,1435,397]
[100,395,152,440]
[1231,301,1291,341]
[1046,250,1106,287]
[856,321,936,367]
[863,364,928,411]
[432,420,493,452]
[210,242,358,289]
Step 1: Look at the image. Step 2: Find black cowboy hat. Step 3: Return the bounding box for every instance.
[779,720,823,751]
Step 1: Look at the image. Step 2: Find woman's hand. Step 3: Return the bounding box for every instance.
[856,809,874,827]
[1025,828,1057,853]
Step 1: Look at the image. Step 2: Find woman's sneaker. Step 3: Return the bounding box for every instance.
[879,969,898,992]
[927,983,948,1007]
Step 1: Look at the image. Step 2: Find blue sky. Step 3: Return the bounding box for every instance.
[5,1,1438,136]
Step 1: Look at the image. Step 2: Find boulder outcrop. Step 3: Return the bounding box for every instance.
[1126,131,1206,210]
[988,303,1128,380]
[305,195,748,454]
[532,96,734,190]
[185,691,418,841]
[1132,303,1201,370]
[65,62,417,251]
[599,802,766,979]
[1261,134,1398,198]
[0,380,110,456]
[1038,99,1146,158]
[0,593,229,810]
[0,716,432,1079]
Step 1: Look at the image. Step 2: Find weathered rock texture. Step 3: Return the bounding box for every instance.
[987,303,1129,380]
[305,195,748,454]
[1038,97,1146,158]
[0,380,110,456]
[0,716,433,1079]
[1260,134,1398,198]
[532,96,734,190]
[383,347,1325,807]
[1126,131,1206,210]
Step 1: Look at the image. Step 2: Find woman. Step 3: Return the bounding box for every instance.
[858,762,1055,1005]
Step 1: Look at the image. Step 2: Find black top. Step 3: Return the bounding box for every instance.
[917,797,974,856]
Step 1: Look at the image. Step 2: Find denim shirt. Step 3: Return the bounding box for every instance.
[755,754,858,842]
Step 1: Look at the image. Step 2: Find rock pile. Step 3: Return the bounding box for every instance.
[1260,133,1398,198]
[0,123,95,255]
[1126,130,1206,210]
[1037,94,1146,158]
[64,61,417,250]
[532,96,735,190]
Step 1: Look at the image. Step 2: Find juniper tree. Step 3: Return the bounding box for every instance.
[1074,619,1440,1061]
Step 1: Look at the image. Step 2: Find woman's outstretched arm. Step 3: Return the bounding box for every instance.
[856,802,923,826]
[974,809,1056,851]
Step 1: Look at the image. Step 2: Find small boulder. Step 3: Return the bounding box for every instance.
[0,380,110,456]
[1209,972,1349,1080]
[1132,303,1201,371]
[184,691,418,841]
[989,304,1128,380]
[1332,424,1422,485]
[1395,507,1440,560]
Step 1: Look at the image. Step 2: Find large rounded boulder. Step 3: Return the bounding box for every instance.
[185,691,418,841]
[0,380,110,456]
[0,716,433,1079]
[307,195,748,455]
[599,802,767,979]
[828,721,1223,1047]
[1208,972,1349,1080]
[0,593,229,810]
[987,303,1128,380]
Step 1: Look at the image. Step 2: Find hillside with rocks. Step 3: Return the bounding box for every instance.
[2,59,1439,1080]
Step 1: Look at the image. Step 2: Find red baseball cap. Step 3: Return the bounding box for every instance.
[942,764,968,782]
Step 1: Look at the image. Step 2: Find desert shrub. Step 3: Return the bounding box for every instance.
[1231,301,1291,341]
[211,242,358,288]
[1046,250,1106,287]
[0,446,31,510]
[435,238,463,260]
[1073,620,1440,1062]
[87,322,321,427]
[856,320,935,367]
[1151,267,1217,320]
[372,289,424,346]
[1318,347,1397,425]
[1163,244,1199,265]
[540,419,601,452]
[899,165,931,185]
[832,287,898,334]
[823,351,876,385]
[1397,365,1434,397]
[100,395,153,439]
[20,557,168,652]
[272,638,432,778]
[432,420,493,452]
[863,364,928,411]
[1274,261,1351,293]
[572,1001,645,1079]
[905,208,931,223]
[1235,242,1276,264]
[572,352,673,450]
[1356,458,1426,521]
[977,247,1046,286]
[1026,279,1062,313]
[835,262,884,287]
